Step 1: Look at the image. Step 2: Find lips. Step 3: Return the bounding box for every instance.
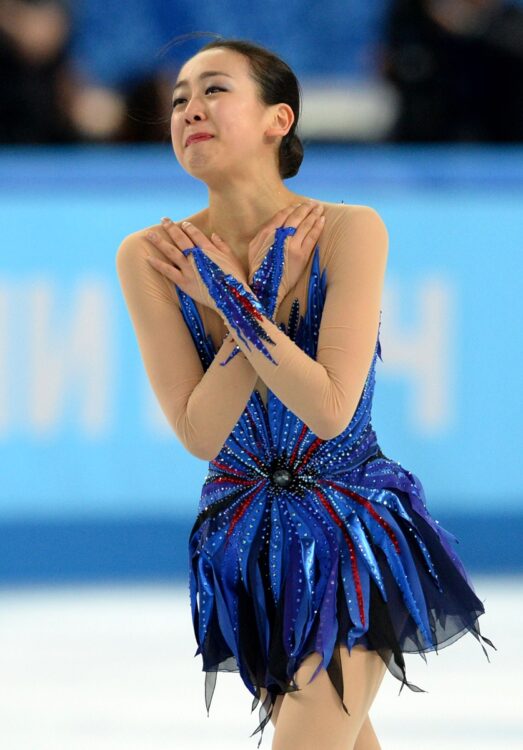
[186,133,214,146]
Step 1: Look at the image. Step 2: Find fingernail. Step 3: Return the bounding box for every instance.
[146,231,157,239]
[161,217,171,224]
[182,221,191,227]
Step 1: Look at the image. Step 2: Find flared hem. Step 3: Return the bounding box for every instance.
[189,483,497,748]
[197,587,495,748]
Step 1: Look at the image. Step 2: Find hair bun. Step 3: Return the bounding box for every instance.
[280,131,304,179]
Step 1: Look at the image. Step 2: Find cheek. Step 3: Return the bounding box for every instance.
[220,107,262,151]
[170,116,184,157]
[170,114,179,138]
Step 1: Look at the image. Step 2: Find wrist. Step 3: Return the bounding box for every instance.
[220,327,236,345]
[213,280,260,317]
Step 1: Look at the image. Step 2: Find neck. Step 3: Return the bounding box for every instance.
[203,177,304,262]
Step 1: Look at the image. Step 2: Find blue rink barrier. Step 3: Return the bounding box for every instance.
[1,510,521,588]
[1,144,522,582]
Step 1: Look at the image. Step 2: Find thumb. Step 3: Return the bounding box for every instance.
[248,239,272,280]
[211,231,228,249]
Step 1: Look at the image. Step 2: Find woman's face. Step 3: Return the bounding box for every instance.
[170,48,277,180]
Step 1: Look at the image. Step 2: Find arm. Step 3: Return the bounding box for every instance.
[200,206,389,440]
[116,232,261,461]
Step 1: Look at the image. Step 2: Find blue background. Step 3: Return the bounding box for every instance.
[1,144,521,583]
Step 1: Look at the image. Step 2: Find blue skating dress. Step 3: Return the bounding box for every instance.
[175,226,496,746]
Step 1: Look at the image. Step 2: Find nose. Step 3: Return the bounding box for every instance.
[183,96,207,124]
[185,112,204,124]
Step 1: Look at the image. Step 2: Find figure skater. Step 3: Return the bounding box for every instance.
[116,36,496,750]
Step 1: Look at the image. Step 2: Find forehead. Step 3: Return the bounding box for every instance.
[176,48,248,85]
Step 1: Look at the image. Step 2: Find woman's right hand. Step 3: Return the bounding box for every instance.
[248,200,326,308]
[145,218,250,313]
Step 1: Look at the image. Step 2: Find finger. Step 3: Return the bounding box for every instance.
[146,255,183,282]
[290,206,324,243]
[146,232,186,264]
[210,232,231,251]
[160,219,195,253]
[253,205,301,252]
[238,202,310,273]
[252,204,302,249]
[274,204,299,224]
[288,215,324,261]
[256,205,296,243]
[179,221,217,253]
[286,201,323,227]
[303,215,326,250]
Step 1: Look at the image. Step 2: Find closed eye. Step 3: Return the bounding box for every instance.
[172,85,226,108]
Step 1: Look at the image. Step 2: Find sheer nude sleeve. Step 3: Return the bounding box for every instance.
[207,205,389,440]
[115,228,259,460]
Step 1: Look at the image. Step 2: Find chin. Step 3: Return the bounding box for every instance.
[184,158,216,178]
[185,149,230,179]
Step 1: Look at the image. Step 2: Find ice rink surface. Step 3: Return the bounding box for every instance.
[0,575,520,750]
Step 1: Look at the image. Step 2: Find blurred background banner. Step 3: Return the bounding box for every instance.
[2,0,523,145]
[1,0,522,584]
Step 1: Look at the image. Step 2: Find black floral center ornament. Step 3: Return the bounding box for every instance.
[271,467,293,488]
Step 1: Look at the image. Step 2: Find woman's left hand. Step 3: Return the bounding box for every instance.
[145,218,250,314]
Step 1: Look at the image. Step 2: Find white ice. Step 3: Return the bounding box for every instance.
[0,575,520,750]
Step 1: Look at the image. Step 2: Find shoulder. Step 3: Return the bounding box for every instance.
[116,207,206,265]
[318,202,388,265]
[321,201,387,236]
[115,221,182,307]
[116,222,163,267]
[115,209,209,308]
[314,202,388,276]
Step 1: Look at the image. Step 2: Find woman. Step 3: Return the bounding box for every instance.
[116,37,495,750]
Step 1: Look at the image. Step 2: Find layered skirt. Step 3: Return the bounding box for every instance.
[188,445,496,747]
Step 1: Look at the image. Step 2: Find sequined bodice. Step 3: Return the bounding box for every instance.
[175,244,382,514]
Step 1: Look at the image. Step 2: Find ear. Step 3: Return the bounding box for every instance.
[264,102,294,139]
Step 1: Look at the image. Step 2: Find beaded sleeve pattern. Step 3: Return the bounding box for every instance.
[182,225,296,366]
[173,231,496,748]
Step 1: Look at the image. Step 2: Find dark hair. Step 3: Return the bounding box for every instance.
[158,33,304,179]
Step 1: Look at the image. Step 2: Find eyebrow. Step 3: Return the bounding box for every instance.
[172,71,234,94]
